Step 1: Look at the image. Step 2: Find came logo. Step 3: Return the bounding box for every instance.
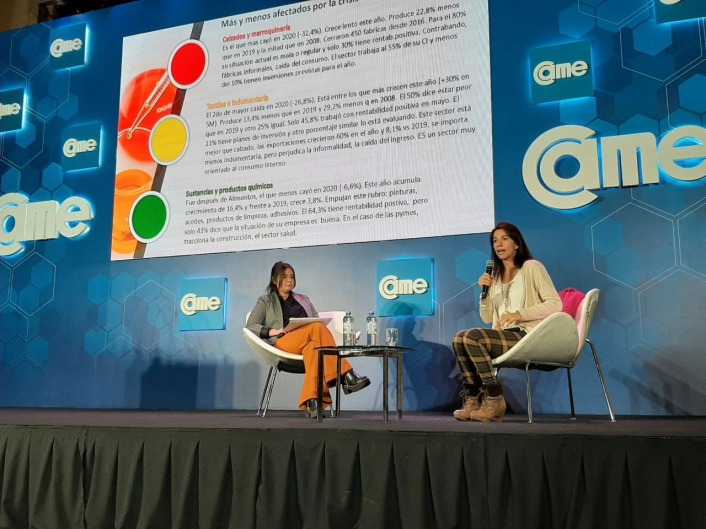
[49,24,87,69]
[376,258,434,316]
[178,278,227,331]
[378,275,429,300]
[62,123,101,171]
[50,37,83,58]
[63,138,97,158]
[530,41,593,104]
[533,60,589,87]
[0,193,93,256]
[522,124,706,210]
[0,103,20,119]
[0,88,24,133]
[180,293,222,316]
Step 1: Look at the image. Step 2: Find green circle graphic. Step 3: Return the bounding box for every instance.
[131,193,169,242]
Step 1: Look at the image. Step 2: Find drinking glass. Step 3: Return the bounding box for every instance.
[385,328,399,346]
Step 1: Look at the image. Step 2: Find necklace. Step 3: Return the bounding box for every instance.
[501,282,511,313]
[501,268,520,314]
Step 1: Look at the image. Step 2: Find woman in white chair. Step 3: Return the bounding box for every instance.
[247,261,370,418]
[452,222,562,422]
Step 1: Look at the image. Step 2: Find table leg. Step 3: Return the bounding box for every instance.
[317,349,324,422]
[383,352,389,422]
[397,352,403,420]
[335,354,342,418]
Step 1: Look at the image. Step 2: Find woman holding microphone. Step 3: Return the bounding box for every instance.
[452,222,562,422]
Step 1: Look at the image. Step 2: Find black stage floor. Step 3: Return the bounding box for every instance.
[0,409,704,529]
[0,407,703,437]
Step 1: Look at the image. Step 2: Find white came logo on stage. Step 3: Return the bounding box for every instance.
[522,124,706,210]
[0,193,94,256]
[532,60,589,87]
[180,293,223,316]
[379,275,429,300]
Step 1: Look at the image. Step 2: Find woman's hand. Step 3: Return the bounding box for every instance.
[499,311,521,328]
[269,328,286,337]
[478,272,493,290]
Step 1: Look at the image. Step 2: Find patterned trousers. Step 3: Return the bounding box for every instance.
[452,328,526,387]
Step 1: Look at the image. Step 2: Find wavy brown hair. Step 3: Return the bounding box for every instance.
[490,222,534,281]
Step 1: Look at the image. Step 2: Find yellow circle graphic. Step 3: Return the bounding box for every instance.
[149,115,189,165]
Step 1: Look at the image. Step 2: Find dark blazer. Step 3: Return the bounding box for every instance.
[246,291,318,344]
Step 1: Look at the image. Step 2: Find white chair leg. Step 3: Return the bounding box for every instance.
[587,339,616,422]
[258,366,274,416]
[567,368,576,420]
[525,363,533,423]
[262,368,278,418]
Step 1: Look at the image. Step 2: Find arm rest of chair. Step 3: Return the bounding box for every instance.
[492,312,579,369]
[242,327,304,368]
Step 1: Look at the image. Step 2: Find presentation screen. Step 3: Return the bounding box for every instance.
[111,0,494,260]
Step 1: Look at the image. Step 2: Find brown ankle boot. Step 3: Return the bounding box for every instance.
[453,391,481,421]
[469,394,506,422]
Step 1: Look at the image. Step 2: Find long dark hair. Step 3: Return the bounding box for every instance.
[490,222,534,281]
[267,261,296,294]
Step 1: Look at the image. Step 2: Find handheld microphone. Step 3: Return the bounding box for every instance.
[480,259,494,299]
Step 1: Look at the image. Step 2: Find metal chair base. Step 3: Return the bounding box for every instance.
[523,339,616,423]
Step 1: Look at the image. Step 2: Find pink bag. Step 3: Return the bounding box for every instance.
[559,288,585,318]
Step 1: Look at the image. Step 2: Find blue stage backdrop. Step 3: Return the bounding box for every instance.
[0,0,705,415]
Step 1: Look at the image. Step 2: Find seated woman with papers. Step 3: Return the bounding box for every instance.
[246,261,370,418]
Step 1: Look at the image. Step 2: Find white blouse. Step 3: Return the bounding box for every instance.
[497,273,524,316]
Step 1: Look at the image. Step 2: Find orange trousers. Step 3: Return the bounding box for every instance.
[275,322,352,409]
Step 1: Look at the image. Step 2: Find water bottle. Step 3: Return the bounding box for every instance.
[366,311,378,346]
[342,311,354,345]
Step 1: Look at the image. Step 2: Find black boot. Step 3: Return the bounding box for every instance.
[304,398,319,419]
[341,370,370,395]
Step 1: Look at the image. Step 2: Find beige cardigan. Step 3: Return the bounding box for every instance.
[479,259,562,332]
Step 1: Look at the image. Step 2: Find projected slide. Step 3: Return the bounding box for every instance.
[112,0,494,260]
